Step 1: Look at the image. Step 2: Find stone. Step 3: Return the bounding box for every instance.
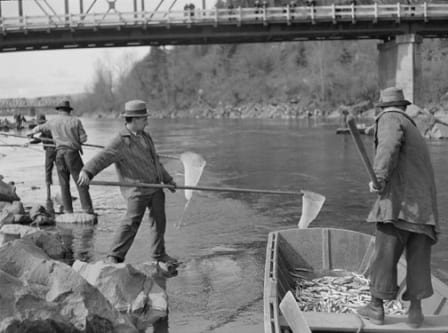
[0,210,14,225]
[22,230,71,261]
[0,177,20,202]
[0,226,70,261]
[0,231,20,247]
[0,224,38,237]
[73,260,168,331]
[0,240,138,333]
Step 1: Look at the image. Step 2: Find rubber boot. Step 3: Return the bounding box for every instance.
[408,299,424,328]
[357,296,385,325]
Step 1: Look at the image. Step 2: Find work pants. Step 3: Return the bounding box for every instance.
[44,148,57,185]
[108,190,167,262]
[55,149,93,214]
[370,222,433,301]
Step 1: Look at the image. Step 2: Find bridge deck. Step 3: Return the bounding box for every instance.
[1,3,448,51]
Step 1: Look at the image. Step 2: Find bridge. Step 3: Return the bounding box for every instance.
[2,1,448,105]
[1,2,448,51]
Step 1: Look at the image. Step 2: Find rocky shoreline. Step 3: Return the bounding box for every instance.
[89,101,448,139]
[0,178,169,333]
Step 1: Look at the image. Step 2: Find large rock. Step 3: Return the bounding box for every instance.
[0,225,71,261]
[0,239,138,333]
[0,177,20,202]
[73,260,168,331]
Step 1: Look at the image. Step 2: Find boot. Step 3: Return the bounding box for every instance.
[357,296,385,325]
[408,300,424,328]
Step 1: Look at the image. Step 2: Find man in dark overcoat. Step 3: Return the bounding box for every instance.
[357,87,439,328]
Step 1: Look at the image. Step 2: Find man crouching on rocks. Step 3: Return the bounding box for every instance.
[78,100,178,268]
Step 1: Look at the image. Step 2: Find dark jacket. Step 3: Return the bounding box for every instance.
[82,127,173,199]
[367,107,439,240]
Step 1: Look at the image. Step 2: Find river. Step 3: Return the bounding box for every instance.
[1,117,448,333]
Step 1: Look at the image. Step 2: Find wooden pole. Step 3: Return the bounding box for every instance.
[347,115,380,188]
[91,180,304,196]
[80,0,84,14]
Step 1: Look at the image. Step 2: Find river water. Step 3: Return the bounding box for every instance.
[1,117,448,333]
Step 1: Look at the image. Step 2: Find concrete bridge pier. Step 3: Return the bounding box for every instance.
[378,34,423,106]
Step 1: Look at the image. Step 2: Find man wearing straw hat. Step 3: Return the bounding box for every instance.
[78,100,178,266]
[30,100,94,215]
[357,87,439,328]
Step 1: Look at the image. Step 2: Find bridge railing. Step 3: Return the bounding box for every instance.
[2,4,448,33]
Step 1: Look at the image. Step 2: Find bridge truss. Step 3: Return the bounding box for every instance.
[1,1,448,52]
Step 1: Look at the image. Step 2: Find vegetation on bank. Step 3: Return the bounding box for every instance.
[77,37,448,119]
[73,0,448,118]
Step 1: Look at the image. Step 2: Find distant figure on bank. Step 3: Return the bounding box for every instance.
[189,3,195,18]
[30,100,94,215]
[357,87,439,329]
[13,112,26,130]
[77,100,178,265]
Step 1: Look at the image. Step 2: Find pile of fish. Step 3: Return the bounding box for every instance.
[292,269,406,315]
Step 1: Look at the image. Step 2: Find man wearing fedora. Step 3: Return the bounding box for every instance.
[357,87,439,328]
[77,100,178,266]
[30,100,94,215]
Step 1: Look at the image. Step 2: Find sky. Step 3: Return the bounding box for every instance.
[0,0,211,99]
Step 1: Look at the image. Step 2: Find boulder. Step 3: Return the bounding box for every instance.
[0,240,137,333]
[0,224,38,238]
[0,210,14,226]
[0,225,71,261]
[0,231,20,247]
[73,260,168,331]
[0,177,20,202]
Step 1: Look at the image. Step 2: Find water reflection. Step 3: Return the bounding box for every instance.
[56,224,96,264]
[6,117,447,332]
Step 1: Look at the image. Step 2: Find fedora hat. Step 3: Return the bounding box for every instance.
[376,87,411,108]
[36,114,46,124]
[121,100,149,118]
[55,100,73,111]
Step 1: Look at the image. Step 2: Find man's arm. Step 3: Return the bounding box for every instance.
[78,119,88,144]
[29,123,49,135]
[373,114,404,185]
[78,138,122,186]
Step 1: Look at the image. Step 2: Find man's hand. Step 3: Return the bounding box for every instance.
[369,179,386,193]
[78,170,91,187]
[166,180,177,193]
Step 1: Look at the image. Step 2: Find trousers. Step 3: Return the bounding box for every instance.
[55,149,93,214]
[45,148,57,185]
[108,190,167,262]
[370,222,433,301]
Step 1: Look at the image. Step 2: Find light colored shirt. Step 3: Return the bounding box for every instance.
[32,113,87,151]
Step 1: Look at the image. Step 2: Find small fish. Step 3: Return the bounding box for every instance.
[291,270,405,315]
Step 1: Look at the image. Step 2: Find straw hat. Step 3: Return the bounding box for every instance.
[376,87,411,108]
[121,100,150,118]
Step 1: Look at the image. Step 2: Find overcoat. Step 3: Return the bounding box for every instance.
[367,107,439,239]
